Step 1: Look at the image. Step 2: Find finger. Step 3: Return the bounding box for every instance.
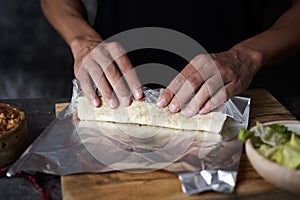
[76,71,100,107]
[104,62,132,106]
[156,72,185,108]
[182,74,225,116]
[190,54,216,77]
[198,82,228,115]
[91,47,131,106]
[86,59,119,108]
[168,71,203,113]
[157,88,175,107]
[157,55,209,108]
[107,42,143,100]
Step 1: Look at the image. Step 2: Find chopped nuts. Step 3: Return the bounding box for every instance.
[0,107,21,135]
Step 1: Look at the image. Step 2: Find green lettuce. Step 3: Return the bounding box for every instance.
[269,134,300,169]
[238,121,300,170]
[238,127,254,143]
[254,122,291,146]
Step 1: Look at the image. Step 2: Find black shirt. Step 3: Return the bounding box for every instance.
[92,0,299,95]
[94,0,291,51]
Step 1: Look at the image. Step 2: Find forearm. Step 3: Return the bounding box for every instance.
[232,0,300,73]
[40,0,102,55]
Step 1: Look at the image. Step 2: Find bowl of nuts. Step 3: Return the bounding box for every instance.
[0,103,28,166]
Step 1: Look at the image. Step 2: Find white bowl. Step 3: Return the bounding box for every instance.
[245,120,300,194]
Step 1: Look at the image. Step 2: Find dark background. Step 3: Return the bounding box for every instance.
[0,0,97,99]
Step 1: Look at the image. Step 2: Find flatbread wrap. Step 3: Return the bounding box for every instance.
[77,96,227,133]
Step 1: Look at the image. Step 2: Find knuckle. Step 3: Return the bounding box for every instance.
[121,63,133,72]
[198,83,211,97]
[173,74,185,85]
[74,68,87,79]
[108,41,123,51]
[206,83,217,94]
[93,45,109,57]
[101,88,114,99]
[106,42,127,61]
[81,54,93,67]
[93,74,105,86]
[79,76,90,85]
[193,54,208,63]
[105,65,120,77]
[110,41,121,48]
[193,54,205,61]
[188,75,200,89]
[205,81,220,95]
[161,88,174,100]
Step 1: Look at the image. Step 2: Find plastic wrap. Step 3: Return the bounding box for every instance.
[7,79,250,194]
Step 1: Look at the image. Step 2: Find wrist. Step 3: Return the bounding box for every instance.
[69,35,103,57]
[230,43,265,74]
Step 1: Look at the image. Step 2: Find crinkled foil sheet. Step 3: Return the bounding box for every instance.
[7,79,250,195]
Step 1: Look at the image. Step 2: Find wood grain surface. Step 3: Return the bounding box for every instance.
[55,88,298,200]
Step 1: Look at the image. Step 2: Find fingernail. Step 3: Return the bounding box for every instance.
[169,104,178,113]
[134,89,143,99]
[120,97,131,106]
[108,99,118,108]
[92,98,100,107]
[183,108,194,117]
[199,107,207,114]
[157,98,166,107]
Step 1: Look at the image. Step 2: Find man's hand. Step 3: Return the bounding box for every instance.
[156,0,300,116]
[72,38,143,108]
[41,0,143,108]
[157,47,262,116]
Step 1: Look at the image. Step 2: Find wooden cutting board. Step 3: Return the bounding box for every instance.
[55,88,297,200]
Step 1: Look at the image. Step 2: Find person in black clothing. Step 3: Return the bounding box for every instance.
[41,0,300,116]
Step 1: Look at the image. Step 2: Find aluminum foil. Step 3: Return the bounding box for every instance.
[7,79,250,195]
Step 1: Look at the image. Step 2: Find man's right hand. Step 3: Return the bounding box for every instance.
[71,38,143,108]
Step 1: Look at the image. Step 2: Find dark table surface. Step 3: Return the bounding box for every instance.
[1,94,300,200]
[0,98,70,200]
